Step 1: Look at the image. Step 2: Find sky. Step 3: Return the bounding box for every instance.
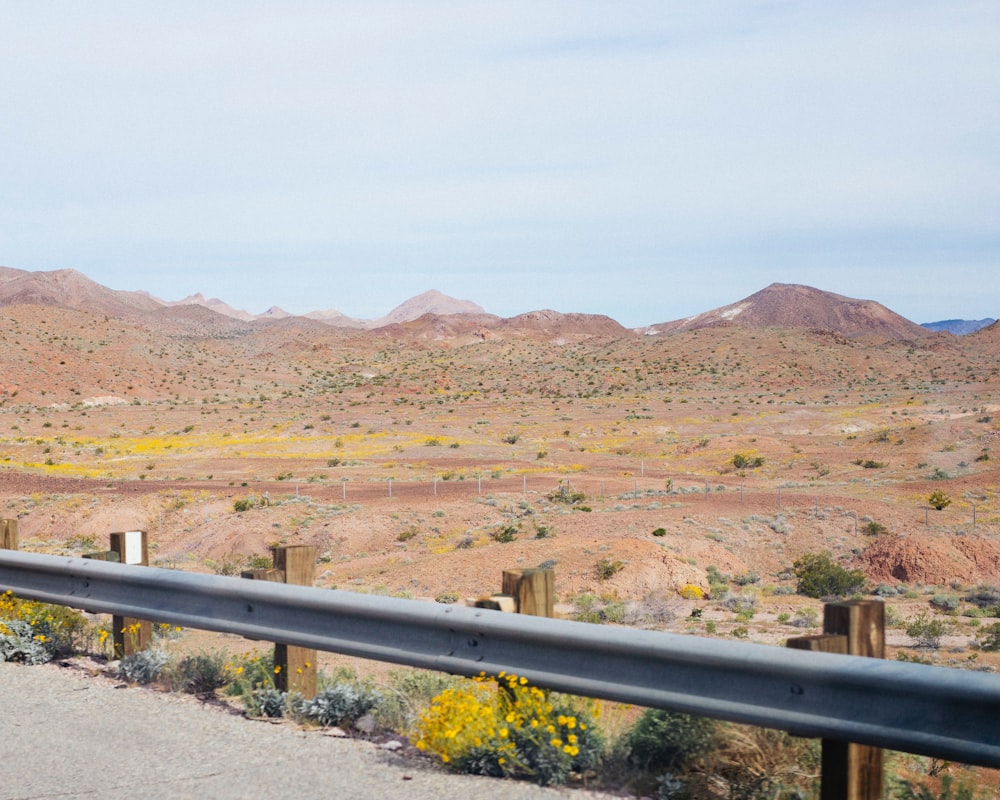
[2,2,998,327]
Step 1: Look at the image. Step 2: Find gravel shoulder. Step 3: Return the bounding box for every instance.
[0,660,619,800]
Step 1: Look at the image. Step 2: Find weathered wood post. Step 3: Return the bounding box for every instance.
[788,600,884,800]
[109,530,152,658]
[501,567,555,617]
[1,518,19,550]
[243,545,318,698]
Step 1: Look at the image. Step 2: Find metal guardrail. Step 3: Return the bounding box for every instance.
[2,549,999,769]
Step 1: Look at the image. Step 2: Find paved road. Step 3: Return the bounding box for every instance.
[0,661,616,800]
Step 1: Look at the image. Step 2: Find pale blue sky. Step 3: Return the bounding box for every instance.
[2,2,998,326]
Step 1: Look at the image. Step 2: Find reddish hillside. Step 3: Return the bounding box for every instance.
[0,266,162,319]
[645,283,931,340]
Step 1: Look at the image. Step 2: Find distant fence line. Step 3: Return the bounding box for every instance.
[250,473,988,528]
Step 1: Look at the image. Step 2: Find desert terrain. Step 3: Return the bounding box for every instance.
[2,273,1000,793]
[0,274,997,664]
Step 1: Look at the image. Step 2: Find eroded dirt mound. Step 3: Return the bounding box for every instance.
[863,534,1000,586]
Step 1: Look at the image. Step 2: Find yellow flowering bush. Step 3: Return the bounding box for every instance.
[414,672,603,785]
[679,584,705,600]
[0,590,88,663]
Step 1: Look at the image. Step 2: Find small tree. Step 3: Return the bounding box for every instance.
[928,490,952,511]
[792,552,866,599]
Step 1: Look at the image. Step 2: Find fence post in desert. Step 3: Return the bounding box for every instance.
[501,567,554,618]
[270,545,318,698]
[109,530,152,658]
[789,600,884,800]
[1,519,18,550]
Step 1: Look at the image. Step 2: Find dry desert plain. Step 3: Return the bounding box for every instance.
[1,303,999,639]
[3,304,1000,743]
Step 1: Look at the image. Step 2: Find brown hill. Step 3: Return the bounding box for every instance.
[498,310,631,339]
[645,283,931,340]
[163,293,257,322]
[367,290,487,328]
[0,266,162,319]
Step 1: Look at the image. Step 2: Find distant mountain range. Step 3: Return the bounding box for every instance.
[920,318,996,335]
[0,266,993,341]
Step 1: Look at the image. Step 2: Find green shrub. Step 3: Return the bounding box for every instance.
[596,558,624,580]
[490,525,519,543]
[248,687,288,718]
[928,490,952,510]
[626,709,717,772]
[170,651,233,694]
[905,612,949,649]
[792,552,866,598]
[546,483,587,505]
[973,621,1000,652]
[732,452,764,469]
[298,682,381,728]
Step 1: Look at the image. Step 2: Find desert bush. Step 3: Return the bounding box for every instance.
[397,526,418,542]
[792,552,866,599]
[414,672,603,786]
[248,687,288,718]
[117,649,171,685]
[298,682,381,728]
[170,651,233,694]
[434,591,460,604]
[789,607,820,628]
[864,520,889,536]
[546,483,587,505]
[490,524,519,543]
[652,527,667,537]
[678,584,705,600]
[732,452,764,470]
[962,585,1000,614]
[233,496,254,512]
[596,558,624,580]
[626,709,717,773]
[928,595,960,614]
[0,591,88,663]
[622,594,679,628]
[376,669,461,731]
[721,591,759,615]
[973,622,1000,652]
[928,490,952,510]
[0,620,49,665]
[733,571,760,586]
[906,613,950,649]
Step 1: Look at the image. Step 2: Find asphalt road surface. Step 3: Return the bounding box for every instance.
[0,661,617,800]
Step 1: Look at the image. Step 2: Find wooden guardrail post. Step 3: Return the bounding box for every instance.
[788,600,884,800]
[501,567,555,617]
[1,519,19,550]
[109,530,152,658]
[475,567,555,616]
[243,545,317,698]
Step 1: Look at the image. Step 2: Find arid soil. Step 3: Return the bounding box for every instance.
[2,306,999,657]
[2,297,1000,792]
